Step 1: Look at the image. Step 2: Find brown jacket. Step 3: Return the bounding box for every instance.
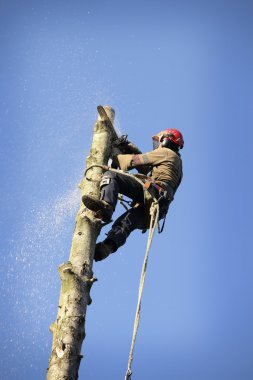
[117,146,183,191]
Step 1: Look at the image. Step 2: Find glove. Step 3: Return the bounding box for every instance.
[112,135,142,155]
[110,156,119,169]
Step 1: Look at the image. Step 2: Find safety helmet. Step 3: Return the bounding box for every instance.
[152,129,184,150]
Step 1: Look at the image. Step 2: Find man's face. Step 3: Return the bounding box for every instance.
[152,131,165,149]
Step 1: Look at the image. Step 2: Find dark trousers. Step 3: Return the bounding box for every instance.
[100,171,147,250]
[100,170,144,208]
[100,171,167,251]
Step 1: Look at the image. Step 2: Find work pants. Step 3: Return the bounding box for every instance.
[100,171,168,251]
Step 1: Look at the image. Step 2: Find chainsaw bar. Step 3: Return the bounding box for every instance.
[97,105,142,154]
[97,105,118,140]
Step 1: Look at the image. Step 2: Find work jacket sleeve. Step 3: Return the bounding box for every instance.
[117,149,167,171]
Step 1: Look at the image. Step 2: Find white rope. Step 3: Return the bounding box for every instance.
[124,201,159,380]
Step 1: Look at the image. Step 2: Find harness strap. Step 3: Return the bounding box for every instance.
[144,179,174,201]
[118,194,131,211]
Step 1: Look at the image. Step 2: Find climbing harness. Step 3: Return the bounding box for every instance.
[85,164,167,379]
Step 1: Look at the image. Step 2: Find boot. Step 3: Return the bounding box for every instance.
[82,195,114,222]
[94,240,117,261]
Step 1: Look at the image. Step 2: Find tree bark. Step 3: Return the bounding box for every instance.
[47,106,115,380]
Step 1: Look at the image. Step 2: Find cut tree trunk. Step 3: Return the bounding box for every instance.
[47,106,115,380]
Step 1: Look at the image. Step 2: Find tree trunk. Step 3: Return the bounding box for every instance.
[47,106,115,380]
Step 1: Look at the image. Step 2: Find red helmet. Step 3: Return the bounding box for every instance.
[163,129,184,148]
[152,129,184,149]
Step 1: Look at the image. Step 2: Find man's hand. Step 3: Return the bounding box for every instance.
[109,135,143,170]
[110,155,119,169]
[111,135,142,156]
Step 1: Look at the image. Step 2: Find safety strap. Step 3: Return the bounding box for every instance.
[118,194,131,211]
[158,211,168,234]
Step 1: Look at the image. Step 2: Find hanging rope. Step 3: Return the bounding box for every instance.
[124,200,159,380]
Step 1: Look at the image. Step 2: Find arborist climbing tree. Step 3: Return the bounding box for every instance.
[83,127,184,261]
[47,105,184,380]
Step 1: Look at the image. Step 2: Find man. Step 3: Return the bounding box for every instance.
[82,129,184,261]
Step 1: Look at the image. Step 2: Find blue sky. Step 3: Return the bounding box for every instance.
[0,0,253,379]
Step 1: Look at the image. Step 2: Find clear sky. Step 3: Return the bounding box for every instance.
[0,0,253,379]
